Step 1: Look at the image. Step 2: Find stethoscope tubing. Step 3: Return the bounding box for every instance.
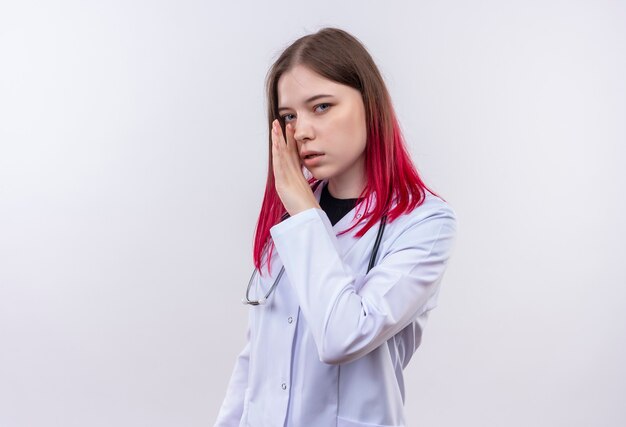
[242,212,387,306]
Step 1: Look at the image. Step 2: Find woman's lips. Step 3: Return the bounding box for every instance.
[303,154,324,166]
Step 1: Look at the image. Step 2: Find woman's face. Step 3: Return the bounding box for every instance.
[276,64,367,196]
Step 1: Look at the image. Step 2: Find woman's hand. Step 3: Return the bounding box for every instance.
[271,119,321,217]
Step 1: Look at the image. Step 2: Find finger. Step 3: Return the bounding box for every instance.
[271,120,285,171]
[285,123,296,155]
[276,121,293,167]
[283,123,299,168]
[271,120,281,151]
[285,123,304,171]
[271,121,279,166]
[285,122,291,140]
[273,119,285,149]
[272,119,285,143]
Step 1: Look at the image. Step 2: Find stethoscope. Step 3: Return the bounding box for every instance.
[242,211,388,306]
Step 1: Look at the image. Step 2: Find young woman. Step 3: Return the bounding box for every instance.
[215,27,458,427]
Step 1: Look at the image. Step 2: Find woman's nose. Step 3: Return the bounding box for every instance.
[292,120,314,141]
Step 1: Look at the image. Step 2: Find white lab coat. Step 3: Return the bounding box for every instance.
[214,179,458,427]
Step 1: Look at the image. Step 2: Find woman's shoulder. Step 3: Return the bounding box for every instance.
[389,189,458,232]
[378,190,458,254]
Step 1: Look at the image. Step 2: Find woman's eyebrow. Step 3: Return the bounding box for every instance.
[278,94,335,112]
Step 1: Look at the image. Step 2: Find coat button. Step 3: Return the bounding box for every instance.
[287,316,293,324]
[281,383,287,390]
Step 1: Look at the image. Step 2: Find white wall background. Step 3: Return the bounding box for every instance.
[1,1,624,426]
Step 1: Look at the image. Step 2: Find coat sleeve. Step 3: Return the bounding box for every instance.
[213,317,251,427]
[269,204,458,365]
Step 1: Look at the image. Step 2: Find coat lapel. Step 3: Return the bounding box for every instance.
[314,178,383,269]
[263,178,382,288]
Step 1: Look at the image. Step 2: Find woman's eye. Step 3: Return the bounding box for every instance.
[281,103,331,123]
[315,103,331,112]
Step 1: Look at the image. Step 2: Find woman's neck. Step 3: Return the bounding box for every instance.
[326,179,366,199]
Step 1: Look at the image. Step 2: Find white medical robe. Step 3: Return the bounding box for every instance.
[215,179,458,427]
